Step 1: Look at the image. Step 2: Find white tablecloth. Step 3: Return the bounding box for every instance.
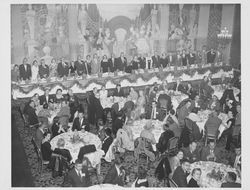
[213,85,240,101]
[100,96,127,110]
[189,161,241,188]
[50,131,104,167]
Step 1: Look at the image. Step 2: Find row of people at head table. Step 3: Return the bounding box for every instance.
[12,49,218,81]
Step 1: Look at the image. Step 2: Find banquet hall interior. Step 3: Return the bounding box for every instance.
[11,4,241,188]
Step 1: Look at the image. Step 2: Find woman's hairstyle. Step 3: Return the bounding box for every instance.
[32,60,38,65]
[192,168,201,176]
[169,109,175,115]
[56,88,62,93]
[138,166,147,179]
[57,138,65,148]
[43,132,51,139]
[43,103,48,109]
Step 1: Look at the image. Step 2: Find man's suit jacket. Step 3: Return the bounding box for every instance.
[116,57,127,71]
[35,128,44,149]
[207,51,216,63]
[187,53,196,65]
[102,136,113,154]
[181,147,200,163]
[138,57,146,69]
[25,105,39,125]
[77,145,96,161]
[201,146,221,162]
[112,118,124,135]
[39,65,50,78]
[75,60,85,75]
[152,55,160,68]
[160,57,169,68]
[39,94,54,105]
[57,62,69,78]
[113,88,124,97]
[108,58,116,72]
[19,64,31,80]
[72,117,90,132]
[53,148,72,162]
[103,164,124,186]
[172,166,189,187]
[65,167,90,187]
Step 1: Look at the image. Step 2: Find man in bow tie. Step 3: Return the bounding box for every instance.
[64,159,90,187]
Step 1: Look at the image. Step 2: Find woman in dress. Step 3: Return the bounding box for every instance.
[140,120,156,145]
[54,88,64,104]
[101,54,109,73]
[41,132,53,162]
[91,53,100,75]
[85,54,92,75]
[168,150,184,177]
[116,124,134,152]
[32,93,40,108]
[188,168,201,187]
[49,58,57,78]
[128,87,138,103]
[31,60,39,81]
[131,166,149,187]
[132,90,146,120]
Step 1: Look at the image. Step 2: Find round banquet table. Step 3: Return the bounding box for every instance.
[100,96,127,110]
[189,161,241,188]
[50,131,104,168]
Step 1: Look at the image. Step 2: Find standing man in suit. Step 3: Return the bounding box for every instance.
[113,84,124,97]
[40,88,53,105]
[108,53,116,72]
[152,51,160,68]
[207,48,216,64]
[172,158,191,187]
[57,57,69,78]
[103,155,126,186]
[116,52,127,72]
[72,111,89,132]
[35,124,46,149]
[168,52,175,66]
[64,159,90,187]
[75,55,85,76]
[19,57,31,81]
[39,59,50,79]
[138,54,146,69]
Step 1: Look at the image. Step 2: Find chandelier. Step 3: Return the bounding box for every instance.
[217,27,232,48]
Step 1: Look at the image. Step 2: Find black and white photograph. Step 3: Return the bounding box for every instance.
[8,2,245,188]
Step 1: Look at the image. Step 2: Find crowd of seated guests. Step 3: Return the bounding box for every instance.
[19,67,241,187]
[12,47,222,82]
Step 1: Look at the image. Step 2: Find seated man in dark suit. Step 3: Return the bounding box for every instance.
[53,138,72,162]
[103,155,126,186]
[40,88,53,105]
[172,158,191,187]
[221,172,241,188]
[102,128,113,154]
[19,57,31,81]
[207,48,216,64]
[41,132,53,162]
[112,111,124,136]
[64,159,90,187]
[24,100,39,125]
[113,84,124,97]
[72,111,89,132]
[201,140,221,162]
[181,141,200,163]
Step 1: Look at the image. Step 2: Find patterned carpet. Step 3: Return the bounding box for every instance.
[12,100,235,187]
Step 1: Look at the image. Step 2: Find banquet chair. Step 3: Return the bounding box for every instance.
[19,106,40,136]
[204,124,218,146]
[82,156,100,184]
[162,137,179,157]
[31,137,49,176]
[168,177,178,187]
[49,153,72,179]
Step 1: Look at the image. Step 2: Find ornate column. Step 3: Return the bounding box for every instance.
[67,4,78,61]
[220,4,235,65]
[159,4,169,53]
[11,5,24,65]
[196,4,210,50]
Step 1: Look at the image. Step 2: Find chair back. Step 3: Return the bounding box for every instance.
[166,137,179,156]
[169,177,178,187]
[31,137,42,162]
[18,106,29,126]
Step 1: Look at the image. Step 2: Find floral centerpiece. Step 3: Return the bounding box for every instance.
[70,132,81,144]
[207,168,225,181]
